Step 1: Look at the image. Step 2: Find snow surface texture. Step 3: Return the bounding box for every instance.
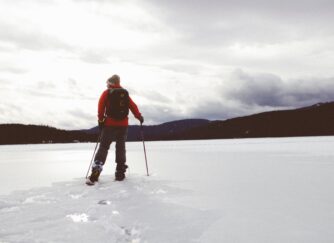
[0,176,214,243]
[1,137,334,242]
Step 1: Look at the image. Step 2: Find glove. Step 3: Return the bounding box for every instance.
[98,119,105,130]
[139,116,144,124]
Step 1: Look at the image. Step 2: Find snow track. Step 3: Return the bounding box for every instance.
[0,175,215,243]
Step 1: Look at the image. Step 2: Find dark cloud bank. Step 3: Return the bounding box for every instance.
[224,70,334,108]
[162,69,334,123]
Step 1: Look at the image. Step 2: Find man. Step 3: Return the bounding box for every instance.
[86,74,143,185]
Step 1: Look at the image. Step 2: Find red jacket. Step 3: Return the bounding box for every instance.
[98,85,141,127]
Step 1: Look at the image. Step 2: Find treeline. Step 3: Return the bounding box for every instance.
[0,124,97,145]
[1,102,334,145]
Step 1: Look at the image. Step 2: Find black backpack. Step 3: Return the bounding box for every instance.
[106,88,130,120]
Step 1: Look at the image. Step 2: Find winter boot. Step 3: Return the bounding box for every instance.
[115,163,128,181]
[86,161,103,186]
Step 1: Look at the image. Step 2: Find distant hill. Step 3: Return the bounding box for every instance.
[171,102,334,140]
[127,119,210,141]
[1,102,334,145]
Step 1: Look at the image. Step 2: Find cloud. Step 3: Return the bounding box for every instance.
[68,109,95,120]
[67,78,78,88]
[36,81,57,90]
[221,69,334,108]
[0,66,27,74]
[142,0,334,46]
[129,68,334,123]
[0,103,23,123]
[65,78,95,100]
[171,69,334,121]
[140,90,172,104]
[0,20,71,52]
[158,63,202,76]
[64,109,96,129]
[188,101,249,121]
[139,103,184,124]
[136,0,334,78]
[0,79,10,86]
[79,50,110,64]
[14,79,95,102]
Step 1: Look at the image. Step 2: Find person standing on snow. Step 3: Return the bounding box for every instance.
[86,74,144,185]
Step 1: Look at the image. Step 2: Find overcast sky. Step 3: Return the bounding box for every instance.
[1,0,334,129]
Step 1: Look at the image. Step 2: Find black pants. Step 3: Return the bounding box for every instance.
[93,126,128,172]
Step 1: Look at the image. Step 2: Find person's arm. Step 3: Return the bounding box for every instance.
[129,96,143,123]
[98,90,108,122]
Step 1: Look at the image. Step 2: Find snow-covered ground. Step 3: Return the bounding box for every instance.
[0,137,334,242]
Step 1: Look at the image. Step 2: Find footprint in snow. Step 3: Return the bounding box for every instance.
[0,206,20,213]
[66,213,89,223]
[150,189,167,194]
[98,200,111,205]
[23,195,56,204]
[119,226,142,243]
[68,190,87,199]
[70,194,84,199]
[0,201,20,212]
[121,226,141,237]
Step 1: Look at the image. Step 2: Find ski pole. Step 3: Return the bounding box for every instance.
[140,124,149,176]
[85,131,102,179]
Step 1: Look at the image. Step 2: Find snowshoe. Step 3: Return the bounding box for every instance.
[85,177,96,186]
[85,169,101,186]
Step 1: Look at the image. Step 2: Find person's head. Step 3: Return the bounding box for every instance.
[107,74,120,88]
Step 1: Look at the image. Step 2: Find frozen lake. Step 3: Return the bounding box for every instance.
[0,137,334,242]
